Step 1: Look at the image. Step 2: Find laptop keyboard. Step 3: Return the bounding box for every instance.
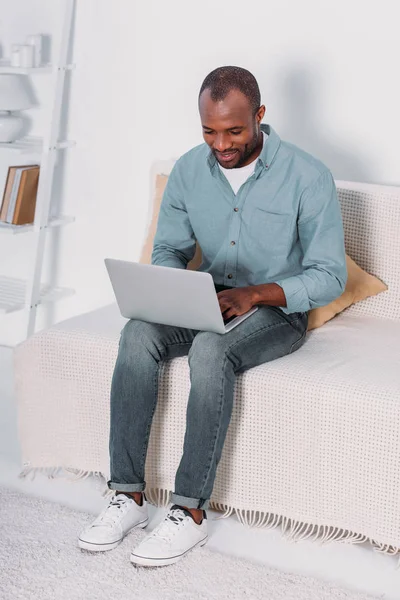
[223,314,237,325]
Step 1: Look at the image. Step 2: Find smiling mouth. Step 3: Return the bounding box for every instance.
[216,150,238,162]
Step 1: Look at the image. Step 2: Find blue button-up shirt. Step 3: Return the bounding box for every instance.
[151,123,347,315]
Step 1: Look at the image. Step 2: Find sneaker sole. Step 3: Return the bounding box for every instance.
[130,535,208,567]
[78,517,150,552]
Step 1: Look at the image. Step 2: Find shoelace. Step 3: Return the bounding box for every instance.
[93,494,130,528]
[149,508,189,543]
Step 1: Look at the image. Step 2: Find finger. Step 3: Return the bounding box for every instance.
[219,302,229,314]
[221,304,234,317]
[217,291,230,301]
[223,309,237,320]
[218,298,230,311]
[221,304,236,316]
[217,297,227,309]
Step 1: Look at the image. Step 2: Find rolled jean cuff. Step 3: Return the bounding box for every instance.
[170,492,210,510]
[107,480,146,492]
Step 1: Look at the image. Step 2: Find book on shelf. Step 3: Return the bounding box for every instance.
[0,165,40,226]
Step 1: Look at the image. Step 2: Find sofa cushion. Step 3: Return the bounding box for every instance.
[307,253,388,330]
[52,302,399,395]
[336,181,399,321]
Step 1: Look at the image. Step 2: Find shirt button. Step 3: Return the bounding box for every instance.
[234,208,238,212]
[227,274,233,279]
[230,241,236,246]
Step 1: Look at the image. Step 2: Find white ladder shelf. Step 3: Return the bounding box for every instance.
[0,0,76,340]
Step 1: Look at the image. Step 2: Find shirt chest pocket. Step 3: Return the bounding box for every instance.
[249,208,293,254]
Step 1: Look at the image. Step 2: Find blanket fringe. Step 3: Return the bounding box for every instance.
[17,464,400,563]
[18,464,108,494]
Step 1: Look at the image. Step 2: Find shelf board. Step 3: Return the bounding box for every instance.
[0,215,75,235]
[0,136,76,154]
[0,136,42,154]
[0,275,75,314]
[0,59,53,74]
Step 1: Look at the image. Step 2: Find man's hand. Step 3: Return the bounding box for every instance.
[217,287,258,320]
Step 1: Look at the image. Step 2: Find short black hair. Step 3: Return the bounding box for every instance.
[199,66,261,116]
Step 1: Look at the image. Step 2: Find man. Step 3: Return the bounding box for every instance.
[78,66,347,567]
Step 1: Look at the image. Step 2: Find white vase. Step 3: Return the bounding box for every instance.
[26,34,43,67]
[11,44,21,67]
[0,110,24,143]
[19,45,35,68]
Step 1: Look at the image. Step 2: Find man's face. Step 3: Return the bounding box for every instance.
[199,88,265,169]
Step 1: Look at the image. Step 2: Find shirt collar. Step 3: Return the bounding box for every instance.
[206,123,281,173]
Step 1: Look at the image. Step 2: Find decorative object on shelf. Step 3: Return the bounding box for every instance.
[18,44,35,68]
[7,34,44,69]
[10,44,22,67]
[26,34,43,67]
[0,74,34,142]
[0,164,40,225]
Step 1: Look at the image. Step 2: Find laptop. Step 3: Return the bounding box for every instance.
[104,258,258,334]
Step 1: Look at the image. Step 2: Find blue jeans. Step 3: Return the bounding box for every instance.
[107,284,308,510]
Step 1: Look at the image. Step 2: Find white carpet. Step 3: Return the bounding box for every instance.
[0,487,377,600]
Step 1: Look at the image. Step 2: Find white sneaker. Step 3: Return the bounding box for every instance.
[130,504,208,567]
[78,492,149,552]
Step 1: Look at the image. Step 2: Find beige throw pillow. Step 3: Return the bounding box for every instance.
[139,174,202,271]
[141,174,388,331]
[307,254,388,330]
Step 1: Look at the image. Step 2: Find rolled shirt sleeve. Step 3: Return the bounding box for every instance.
[275,170,348,314]
[151,159,197,269]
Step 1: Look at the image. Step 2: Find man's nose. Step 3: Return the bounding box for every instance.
[214,135,232,152]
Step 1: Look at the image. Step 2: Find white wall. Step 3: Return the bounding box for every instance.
[0,0,399,346]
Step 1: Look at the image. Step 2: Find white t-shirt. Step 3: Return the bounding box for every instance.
[219,130,268,195]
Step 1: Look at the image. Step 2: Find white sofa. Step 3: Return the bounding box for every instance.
[14,178,400,557]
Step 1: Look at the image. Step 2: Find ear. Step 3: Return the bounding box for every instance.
[256,105,266,123]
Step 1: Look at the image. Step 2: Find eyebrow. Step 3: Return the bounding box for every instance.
[202,125,244,131]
